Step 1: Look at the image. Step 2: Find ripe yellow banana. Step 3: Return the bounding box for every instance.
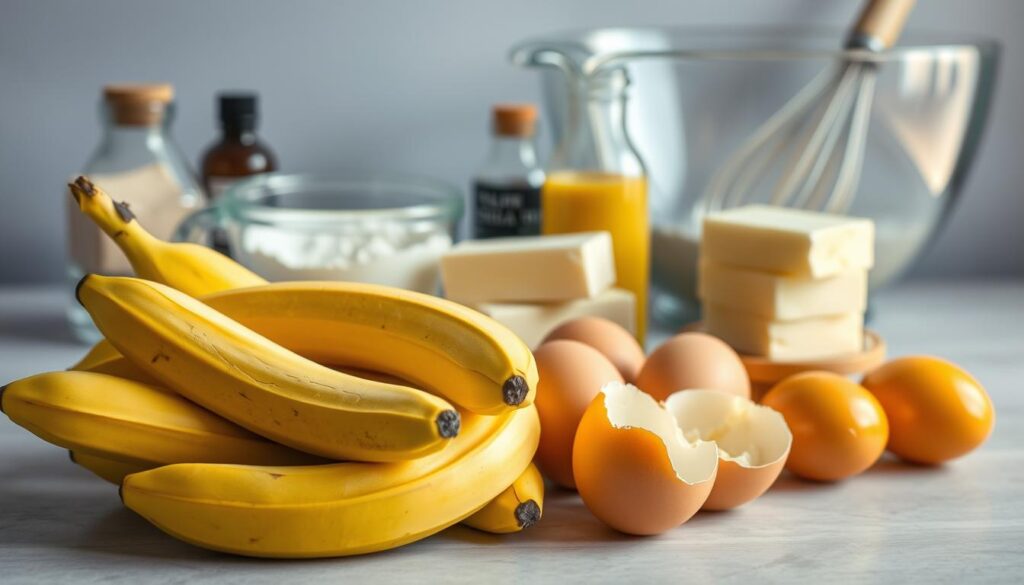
[77,275,460,461]
[73,349,159,384]
[1,371,323,467]
[69,451,148,484]
[74,281,538,414]
[463,462,544,534]
[68,176,266,296]
[122,405,540,558]
[71,339,124,372]
[67,448,548,533]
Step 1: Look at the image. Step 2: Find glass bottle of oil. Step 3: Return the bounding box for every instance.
[541,68,649,341]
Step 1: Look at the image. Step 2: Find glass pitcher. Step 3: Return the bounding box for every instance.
[514,48,650,342]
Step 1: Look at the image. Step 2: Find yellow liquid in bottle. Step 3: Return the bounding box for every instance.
[541,171,649,342]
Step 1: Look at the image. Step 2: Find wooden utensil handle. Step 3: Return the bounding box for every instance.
[848,0,916,51]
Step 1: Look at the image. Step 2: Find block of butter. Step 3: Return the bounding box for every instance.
[441,232,616,304]
[474,288,636,349]
[702,205,874,278]
[698,261,867,320]
[704,306,863,361]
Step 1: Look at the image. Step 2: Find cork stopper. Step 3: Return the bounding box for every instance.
[103,83,174,126]
[493,104,537,137]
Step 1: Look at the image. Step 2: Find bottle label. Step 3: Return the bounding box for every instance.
[473,182,541,238]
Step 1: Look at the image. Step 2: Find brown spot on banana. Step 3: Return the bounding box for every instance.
[114,201,135,223]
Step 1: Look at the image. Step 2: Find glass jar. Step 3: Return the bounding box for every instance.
[175,174,463,295]
[66,84,202,342]
[540,68,650,342]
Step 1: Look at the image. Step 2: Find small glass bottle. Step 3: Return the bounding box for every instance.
[541,69,650,341]
[200,92,278,200]
[472,104,544,238]
[66,84,202,343]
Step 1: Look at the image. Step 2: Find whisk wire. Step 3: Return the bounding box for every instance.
[771,64,862,208]
[703,67,837,213]
[826,69,877,213]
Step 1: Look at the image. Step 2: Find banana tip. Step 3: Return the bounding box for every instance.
[436,409,460,439]
[74,176,95,196]
[68,451,77,464]
[515,500,541,529]
[0,384,7,414]
[74,274,92,306]
[502,375,529,406]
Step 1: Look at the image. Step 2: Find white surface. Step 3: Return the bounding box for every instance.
[0,281,1022,583]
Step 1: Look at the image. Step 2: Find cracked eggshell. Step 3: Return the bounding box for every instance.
[636,333,751,401]
[665,390,791,511]
[572,382,719,535]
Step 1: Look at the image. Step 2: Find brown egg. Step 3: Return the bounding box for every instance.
[636,332,750,401]
[533,340,624,489]
[573,382,719,535]
[665,389,791,510]
[542,317,645,382]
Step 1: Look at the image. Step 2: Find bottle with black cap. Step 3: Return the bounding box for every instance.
[200,92,278,200]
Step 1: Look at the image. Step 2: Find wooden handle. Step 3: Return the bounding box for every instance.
[849,0,916,50]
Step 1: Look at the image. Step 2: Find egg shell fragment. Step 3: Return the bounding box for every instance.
[665,389,791,510]
[573,382,718,535]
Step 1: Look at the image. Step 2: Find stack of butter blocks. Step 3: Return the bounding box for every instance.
[440,232,635,348]
[699,205,874,361]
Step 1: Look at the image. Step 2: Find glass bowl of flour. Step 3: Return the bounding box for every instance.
[175,173,463,294]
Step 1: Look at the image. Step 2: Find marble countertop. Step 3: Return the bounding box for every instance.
[1,282,1022,584]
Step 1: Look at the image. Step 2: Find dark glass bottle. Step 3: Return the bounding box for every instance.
[200,92,278,200]
[471,104,544,238]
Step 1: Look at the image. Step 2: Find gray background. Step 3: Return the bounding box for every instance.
[1,0,1021,284]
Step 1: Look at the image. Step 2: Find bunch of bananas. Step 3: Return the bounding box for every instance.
[0,177,545,558]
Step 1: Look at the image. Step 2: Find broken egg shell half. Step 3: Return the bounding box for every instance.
[572,382,719,535]
[665,389,791,511]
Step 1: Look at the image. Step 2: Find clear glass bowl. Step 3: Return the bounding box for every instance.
[175,173,464,294]
[512,28,1000,326]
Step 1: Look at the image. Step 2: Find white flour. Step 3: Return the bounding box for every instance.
[238,222,453,293]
